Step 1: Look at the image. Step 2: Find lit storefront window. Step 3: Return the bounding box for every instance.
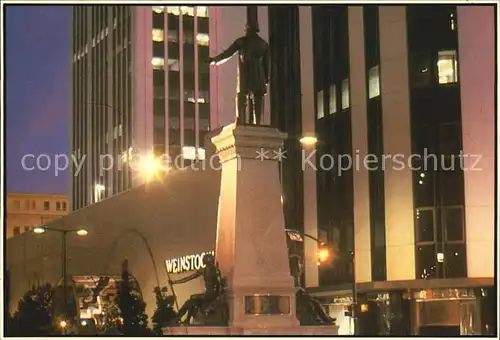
[437,50,458,84]
[152,57,165,70]
[152,29,164,42]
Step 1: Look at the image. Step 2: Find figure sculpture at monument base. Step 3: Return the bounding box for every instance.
[168,254,228,326]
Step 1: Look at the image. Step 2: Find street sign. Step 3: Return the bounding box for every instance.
[286,230,303,242]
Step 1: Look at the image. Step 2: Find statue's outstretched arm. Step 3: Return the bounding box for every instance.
[209,38,242,65]
[170,270,202,285]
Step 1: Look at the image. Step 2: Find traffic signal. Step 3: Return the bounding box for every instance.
[317,246,330,264]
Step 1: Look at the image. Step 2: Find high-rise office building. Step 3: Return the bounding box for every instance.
[269,5,494,335]
[71,6,211,210]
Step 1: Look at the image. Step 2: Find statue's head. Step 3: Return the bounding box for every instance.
[245,23,260,35]
[203,253,215,266]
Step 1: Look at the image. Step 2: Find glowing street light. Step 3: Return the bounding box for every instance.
[33,225,89,320]
[138,154,164,182]
[33,226,46,234]
[76,229,88,236]
[299,136,318,147]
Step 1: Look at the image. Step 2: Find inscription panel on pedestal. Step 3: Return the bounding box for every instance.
[244,295,291,315]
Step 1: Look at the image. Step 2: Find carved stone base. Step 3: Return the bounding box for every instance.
[163,325,339,336]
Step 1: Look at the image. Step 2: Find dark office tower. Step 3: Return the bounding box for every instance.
[291,5,494,335]
[71,6,211,210]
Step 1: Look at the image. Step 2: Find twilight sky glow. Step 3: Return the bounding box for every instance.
[6,6,71,194]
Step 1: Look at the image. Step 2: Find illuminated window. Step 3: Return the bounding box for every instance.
[196,33,209,46]
[185,90,209,103]
[196,6,208,17]
[182,146,206,160]
[450,13,456,31]
[341,79,350,109]
[368,65,380,98]
[166,7,180,16]
[180,6,195,16]
[167,59,179,71]
[152,29,164,42]
[329,85,336,114]
[316,90,324,119]
[437,50,458,84]
[152,57,165,70]
[153,6,165,14]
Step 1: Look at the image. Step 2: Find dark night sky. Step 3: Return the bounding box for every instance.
[6,6,71,194]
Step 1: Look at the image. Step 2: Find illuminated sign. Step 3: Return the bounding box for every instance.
[165,251,215,274]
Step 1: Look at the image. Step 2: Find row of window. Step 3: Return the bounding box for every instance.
[152,56,209,72]
[316,79,350,118]
[415,206,464,243]
[11,200,67,211]
[12,226,31,236]
[153,29,209,46]
[153,86,209,103]
[154,116,210,131]
[152,6,208,18]
[12,216,57,236]
[315,49,458,120]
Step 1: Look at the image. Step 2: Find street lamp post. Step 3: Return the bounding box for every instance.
[106,228,179,310]
[33,226,88,323]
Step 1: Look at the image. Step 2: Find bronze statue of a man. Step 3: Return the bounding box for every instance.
[207,23,270,126]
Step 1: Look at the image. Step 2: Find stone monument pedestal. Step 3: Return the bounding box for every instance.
[164,123,338,335]
[212,124,298,331]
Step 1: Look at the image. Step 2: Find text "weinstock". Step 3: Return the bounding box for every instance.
[165,251,215,274]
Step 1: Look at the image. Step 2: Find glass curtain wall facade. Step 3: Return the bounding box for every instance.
[151,6,210,162]
[312,5,354,287]
[406,5,467,280]
[71,6,211,210]
[72,6,133,210]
